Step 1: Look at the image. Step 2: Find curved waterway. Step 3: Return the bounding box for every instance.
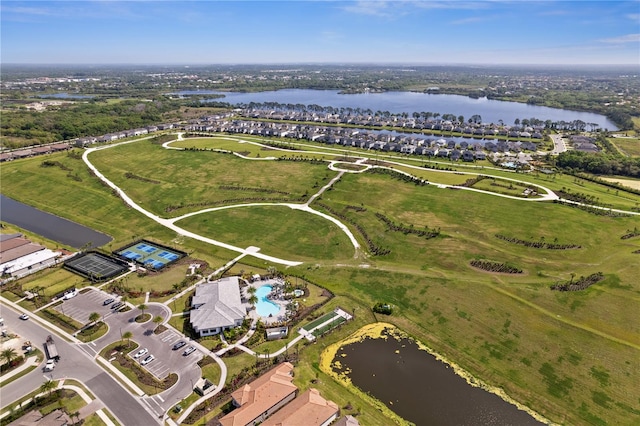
[0,195,112,249]
[172,89,617,130]
[332,333,544,425]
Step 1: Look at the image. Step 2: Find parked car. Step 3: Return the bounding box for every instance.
[141,355,155,365]
[44,359,56,372]
[103,298,115,306]
[133,348,149,359]
[63,290,78,300]
[172,341,186,350]
[19,314,29,320]
[183,346,196,356]
[111,302,123,310]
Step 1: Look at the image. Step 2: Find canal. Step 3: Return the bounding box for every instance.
[0,195,112,249]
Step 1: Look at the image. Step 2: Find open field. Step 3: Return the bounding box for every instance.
[602,177,640,190]
[1,134,639,426]
[609,136,640,157]
[175,205,354,262]
[89,140,335,217]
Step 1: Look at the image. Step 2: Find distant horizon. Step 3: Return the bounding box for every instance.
[2,1,639,66]
[2,62,638,69]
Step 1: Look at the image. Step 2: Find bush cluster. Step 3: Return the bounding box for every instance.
[367,167,427,185]
[218,185,290,195]
[495,234,581,250]
[470,260,523,274]
[40,160,71,171]
[550,272,605,291]
[124,172,160,184]
[375,213,440,239]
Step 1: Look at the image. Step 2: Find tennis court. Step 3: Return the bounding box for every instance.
[115,239,185,270]
[64,252,129,281]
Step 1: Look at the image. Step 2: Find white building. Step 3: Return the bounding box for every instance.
[190,276,246,336]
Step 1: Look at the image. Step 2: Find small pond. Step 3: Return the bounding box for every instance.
[333,333,543,425]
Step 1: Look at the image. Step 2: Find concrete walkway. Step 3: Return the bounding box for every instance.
[0,355,40,385]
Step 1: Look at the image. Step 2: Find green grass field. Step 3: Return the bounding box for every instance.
[175,205,354,262]
[609,136,640,157]
[1,134,639,426]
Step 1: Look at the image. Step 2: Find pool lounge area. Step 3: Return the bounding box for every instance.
[246,278,290,324]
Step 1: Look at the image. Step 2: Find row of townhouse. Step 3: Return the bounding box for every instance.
[75,123,178,147]
[0,143,72,162]
[243,108,545,139]
[195,118,536,164]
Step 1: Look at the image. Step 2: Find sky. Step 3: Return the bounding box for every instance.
[1,1,639,65]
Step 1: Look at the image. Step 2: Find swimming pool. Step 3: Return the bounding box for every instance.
[255,285,280,317]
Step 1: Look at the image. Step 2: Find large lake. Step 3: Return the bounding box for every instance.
[174,89,617,130]
[333,335,544,425]
[0,195,112,249]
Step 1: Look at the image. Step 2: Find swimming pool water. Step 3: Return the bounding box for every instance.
[255,285,280,317]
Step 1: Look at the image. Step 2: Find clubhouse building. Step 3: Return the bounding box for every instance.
[190,276,246,337]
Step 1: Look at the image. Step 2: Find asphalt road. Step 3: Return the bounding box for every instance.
[1,301,162,425]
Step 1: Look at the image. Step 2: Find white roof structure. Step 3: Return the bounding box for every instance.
[190,276,245,332]
[0,248,58,274]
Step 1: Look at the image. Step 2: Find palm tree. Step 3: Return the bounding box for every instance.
[152,315,163,332]
[248,294,258,308]
[1,348,17,366]
[137,304,147,319]
[40,379,56,397]
[122,331,133,348]
[88,312,100,325]
[71,411,81,425]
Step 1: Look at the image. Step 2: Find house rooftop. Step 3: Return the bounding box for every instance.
[190,276,245,332]
[262,388,339,426]
[220,362,297,426]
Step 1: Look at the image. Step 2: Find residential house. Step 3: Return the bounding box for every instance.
[261,389,340,426]
[220,362,298,426]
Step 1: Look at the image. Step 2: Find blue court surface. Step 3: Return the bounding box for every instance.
[116,240,184,270]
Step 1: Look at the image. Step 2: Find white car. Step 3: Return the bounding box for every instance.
[140,354,155,365]
[133,348,149,359]
[63,291,78,300]
[44,359,56,372]
[19,314,29,320]
[183,346,196,356]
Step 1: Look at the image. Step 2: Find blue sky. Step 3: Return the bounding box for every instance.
[1,1,639,65]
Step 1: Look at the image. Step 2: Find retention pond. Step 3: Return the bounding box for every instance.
[331,329,544,425]
[0,195,112,249]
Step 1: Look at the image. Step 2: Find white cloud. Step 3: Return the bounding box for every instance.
[599,33,640,44]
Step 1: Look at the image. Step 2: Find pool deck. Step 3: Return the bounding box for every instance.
[245,278,291,325]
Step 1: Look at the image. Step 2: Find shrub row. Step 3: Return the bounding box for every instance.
[218,185,290,195]
[367,167,427,186]
[461,175,487,187]
[276,156,325,164]
[553,200,631,217]
[165,197,300,213]
[470,260,523,274]
[40,160,71,171]
[375,213,440,239]
[344,204,367,212]
[315,202,390,256]
[124,172,160,184]
[495,234,581,250]
[621,228,640,240]
[550,272,605,291]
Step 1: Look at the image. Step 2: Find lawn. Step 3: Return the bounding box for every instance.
[609,136,640,157]
[88,139,335,217]
[175,205,355,262]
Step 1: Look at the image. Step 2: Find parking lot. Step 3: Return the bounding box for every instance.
[49,287,203,398]
[52,288,122,324]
